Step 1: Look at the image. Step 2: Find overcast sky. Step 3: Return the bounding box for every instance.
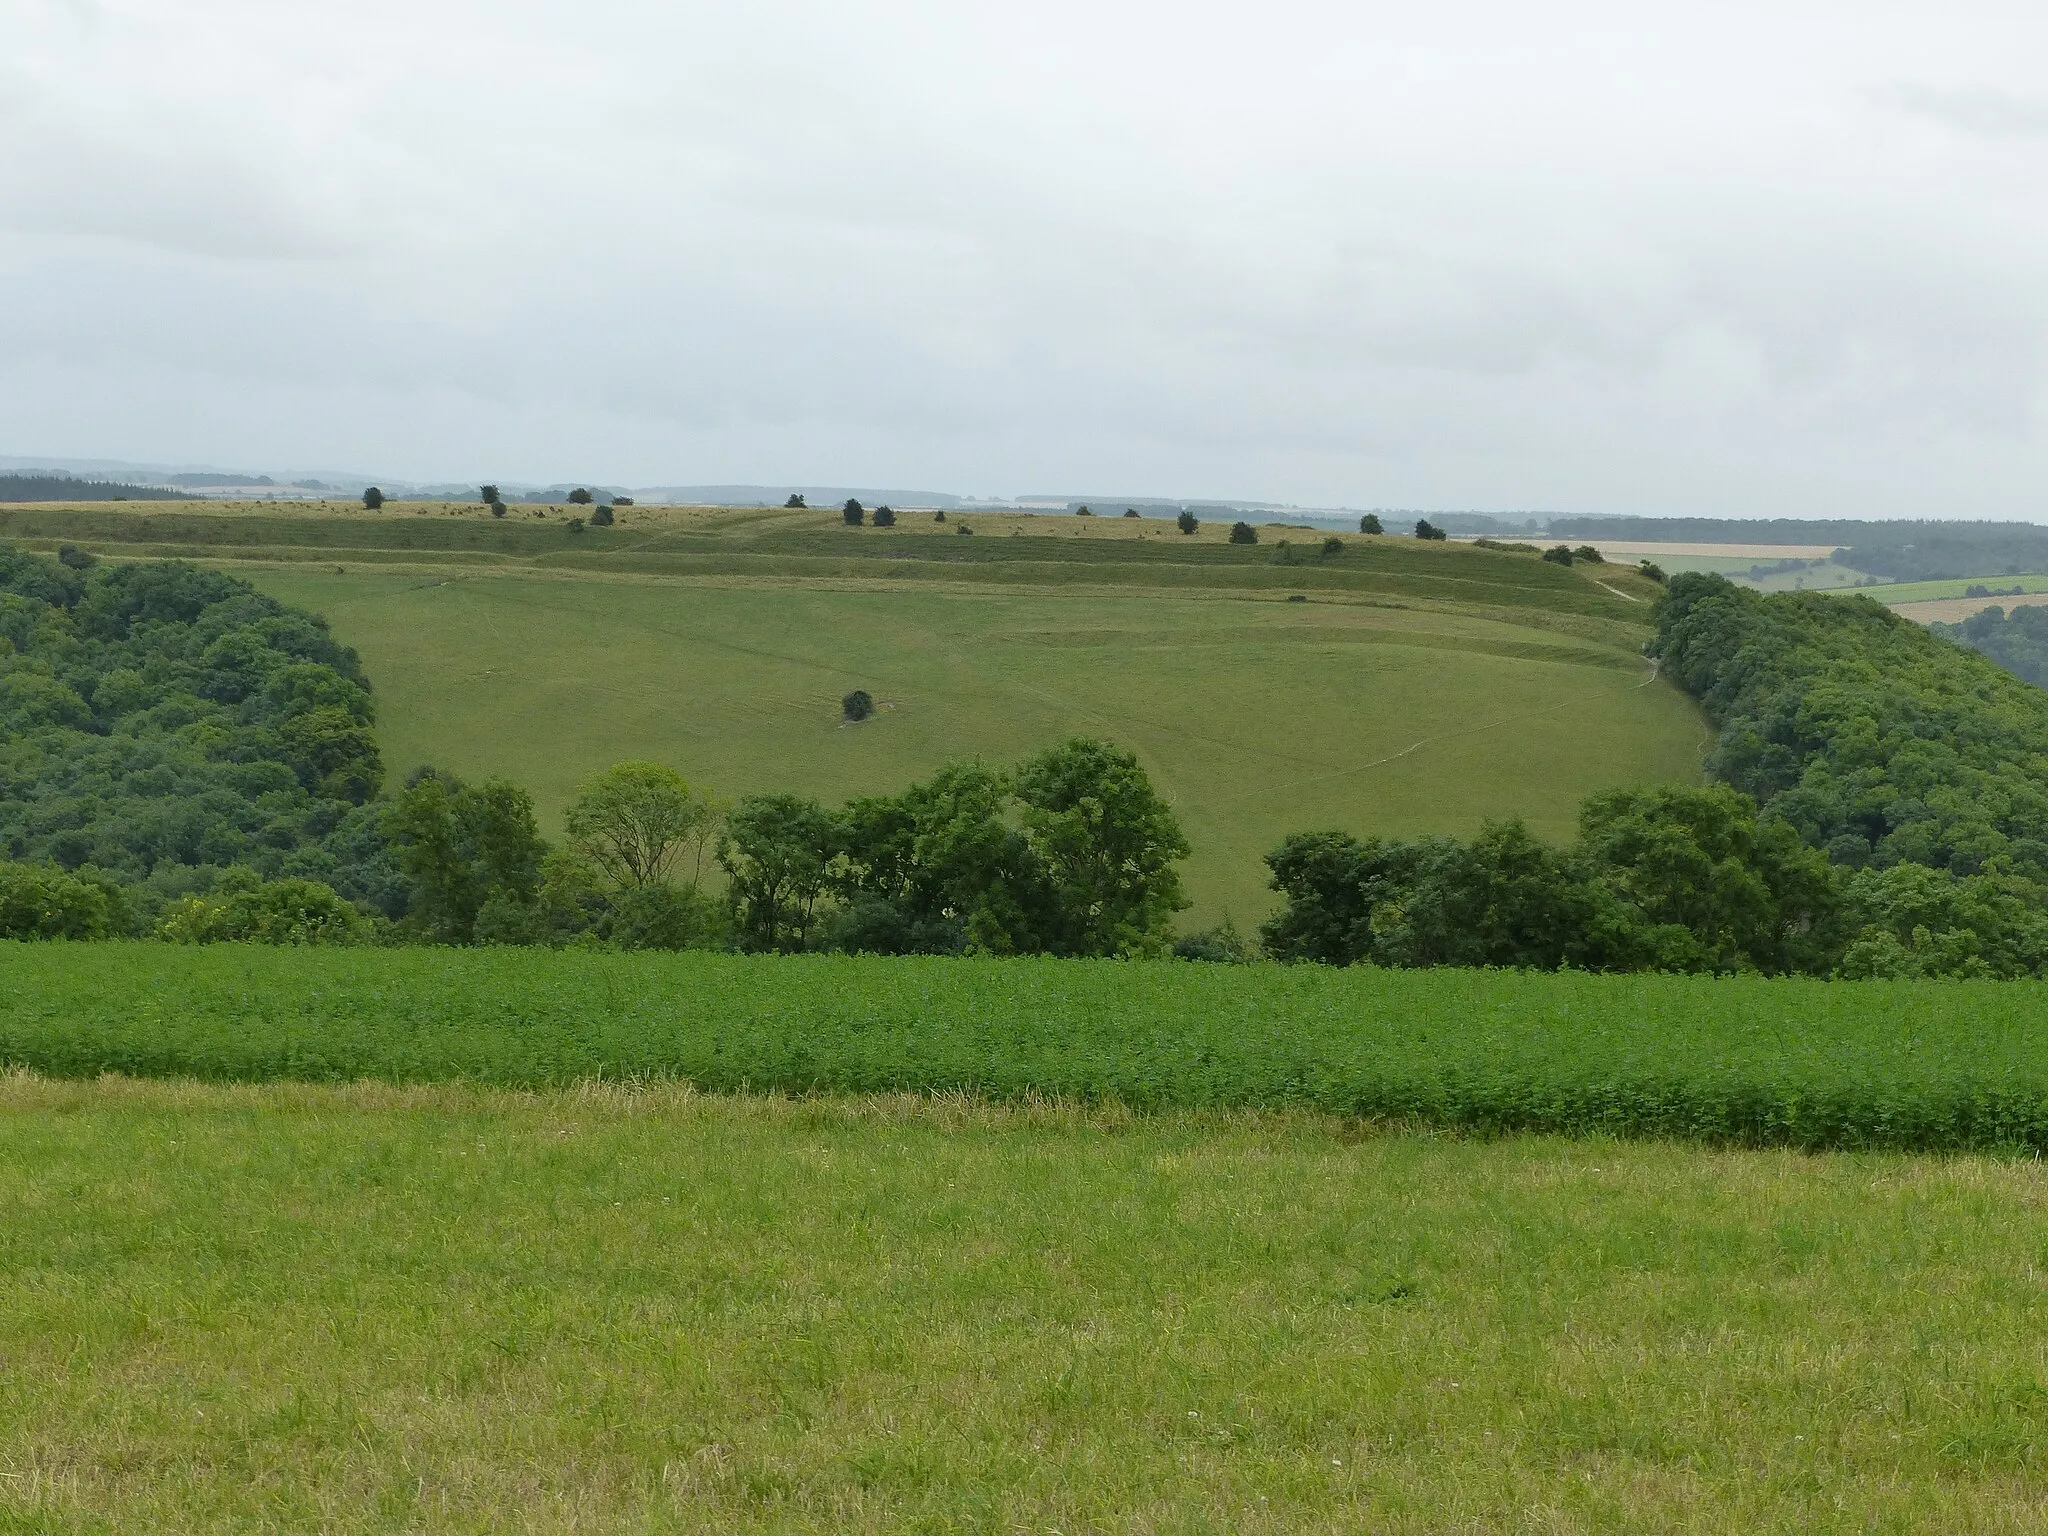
[3,1,2045,514]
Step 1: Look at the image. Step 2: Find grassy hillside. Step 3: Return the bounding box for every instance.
[5,1075,2046,1533]
[0,501,1707,922]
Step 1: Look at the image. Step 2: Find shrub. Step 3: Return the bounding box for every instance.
[362,487,384,510]
[1075,505,1093,517]
[567,516,585,533]
[590,504,614,527]
[154,868,365,946]
[872,505,896,527]
[934,509,946,523]
[605,883,716,951]
[612,496,634,507]
[1638,560,1666,583]
[56,544,96,570]
[1542,545,1575,565]
[489,501,507,518]
[843,499,864,526]
[1229,521,1258,545]
[1177,509,1198,534]
[479,485,499,505]
[1359,513,1383,534]
[1173,918,1255,962]
[0,861,120,940]
[567,488,594,505]
[1414,519,1446,541]
[1123,507,1140,518]
[1321,537,1343,557]
[842,689,875,722]
[785,493,806,508]
[1574,545,1604,564]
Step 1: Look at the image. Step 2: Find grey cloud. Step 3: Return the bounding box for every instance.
[1881,82,2048,139]
[1,1,2046,515]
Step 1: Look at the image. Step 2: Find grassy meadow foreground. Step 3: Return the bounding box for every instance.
[5,1075,2047,1534]
[0,499,1706,923]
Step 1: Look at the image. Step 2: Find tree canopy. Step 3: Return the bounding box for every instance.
[721,738,1188,957]
[0,550,396,921]
[564,761,716,890]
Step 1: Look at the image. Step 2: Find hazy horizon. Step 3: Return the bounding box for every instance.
[4,2,2045,519]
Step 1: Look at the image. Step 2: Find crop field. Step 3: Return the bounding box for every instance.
[4,1073,2048,1533]
[11,945,2048,1152]
[0,499,1706,923]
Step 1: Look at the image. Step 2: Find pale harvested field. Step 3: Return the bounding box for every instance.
[1890,592,2048,624]
[1580,541,1842,559]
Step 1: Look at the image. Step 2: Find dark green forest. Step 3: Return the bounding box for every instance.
[0,550,398,922]
[1934,604,2048,690]
[0,475,192,503]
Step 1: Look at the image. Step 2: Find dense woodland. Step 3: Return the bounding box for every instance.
[1934,604,2048,690]
[0,475,191,503]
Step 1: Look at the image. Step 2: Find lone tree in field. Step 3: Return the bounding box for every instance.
[872,504,895,527]
[842,689,875,721]
[843,498,864,526]
[1414,518,1445,541]
[785,493,806,508]
[1123,507,1140,518]
[1359,513,1382,534]
[567,487,594,505]
[1229,520,1258,545]
[362,487,384,510]
[1177,509,1199,534]
[489,500,507,518]
[565,761,719,891]
[590,503,614,526]
[479,484,499,505]
[934,508,946,522]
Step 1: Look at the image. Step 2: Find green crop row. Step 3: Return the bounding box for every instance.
[8,944,2048,1151]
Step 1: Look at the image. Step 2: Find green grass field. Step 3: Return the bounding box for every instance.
[0,499,1708,923]
[5,1074,2047,1534]
[250,570,1703,922]
[13,945,2048,1152]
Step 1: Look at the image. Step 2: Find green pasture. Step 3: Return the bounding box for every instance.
[1837,574,2048,606]
[0,499,1708,924]
[4,1075,2047,1533]
[12,945,2048,1151]
[245,568,1705,923]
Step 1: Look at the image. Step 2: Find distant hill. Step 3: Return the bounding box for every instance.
[635,485,967,508]
[0,475,193,503]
